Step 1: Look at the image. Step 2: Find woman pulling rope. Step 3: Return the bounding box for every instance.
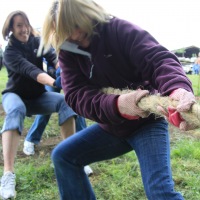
[102,87,200,130]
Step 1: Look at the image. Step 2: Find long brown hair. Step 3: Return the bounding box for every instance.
[2,10,40,41]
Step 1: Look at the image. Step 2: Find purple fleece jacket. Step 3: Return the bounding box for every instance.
[59,17,193,137]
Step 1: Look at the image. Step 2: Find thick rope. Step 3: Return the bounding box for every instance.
[101,87,200,128]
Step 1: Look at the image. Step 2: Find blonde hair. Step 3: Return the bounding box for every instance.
[2,10,40,42]
[40,0,109,54]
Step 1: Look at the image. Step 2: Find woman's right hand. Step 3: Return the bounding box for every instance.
[117,89,150,120]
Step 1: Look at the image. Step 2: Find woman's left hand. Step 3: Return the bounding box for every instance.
[158,88,196,130]
[170,88,196,112]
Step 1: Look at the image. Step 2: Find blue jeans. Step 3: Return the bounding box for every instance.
[1,92,76,134]
[26,114,87,144]
[25,85,86,144]
[52,120,184,200]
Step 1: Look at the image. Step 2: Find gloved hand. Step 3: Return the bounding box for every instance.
[53,76,62,89]
[47,66,56,79]
[170,88,196,112]
[117,89,150,120]
[158,88,196,130]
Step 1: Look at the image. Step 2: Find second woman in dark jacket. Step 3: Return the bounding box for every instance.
[0,10,77,199]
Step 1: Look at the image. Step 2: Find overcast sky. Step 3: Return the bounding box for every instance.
[0,0,200,51]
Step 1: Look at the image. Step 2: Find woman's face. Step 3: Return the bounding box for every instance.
[68,29,90,48]
[11,15,31,43]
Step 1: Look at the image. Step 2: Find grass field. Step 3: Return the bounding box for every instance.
[188,74,200,96]
[0,67,200,199]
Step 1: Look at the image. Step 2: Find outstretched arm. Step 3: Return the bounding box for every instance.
[36,72,55,87]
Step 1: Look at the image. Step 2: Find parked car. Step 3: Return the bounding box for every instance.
[181,62,193,74]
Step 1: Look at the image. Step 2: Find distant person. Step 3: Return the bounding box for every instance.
[0,44,3,69]
[39,0,195,199]
[0,10,77,199]
[194,52,200,74]
[193,63,199,74]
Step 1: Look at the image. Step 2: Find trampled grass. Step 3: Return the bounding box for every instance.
[0,67,200,199]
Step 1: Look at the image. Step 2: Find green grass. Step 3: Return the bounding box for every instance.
[15,159,58,200]
[1,67,200,199]
[187,74,200,96]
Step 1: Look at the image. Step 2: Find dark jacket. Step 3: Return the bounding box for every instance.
[2,34,57,99]
[59,17,193,137]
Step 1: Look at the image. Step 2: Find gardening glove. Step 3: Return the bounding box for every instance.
[158,88,196,131]
[53,76,62,89]
[170,88,196,112]
[117,89,150,120]
[47,66,56,79]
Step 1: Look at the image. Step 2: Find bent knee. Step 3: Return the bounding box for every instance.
[8,104,26,116]
[58,104,77,125]
[1,109,26,134]
[51,146,65,163]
